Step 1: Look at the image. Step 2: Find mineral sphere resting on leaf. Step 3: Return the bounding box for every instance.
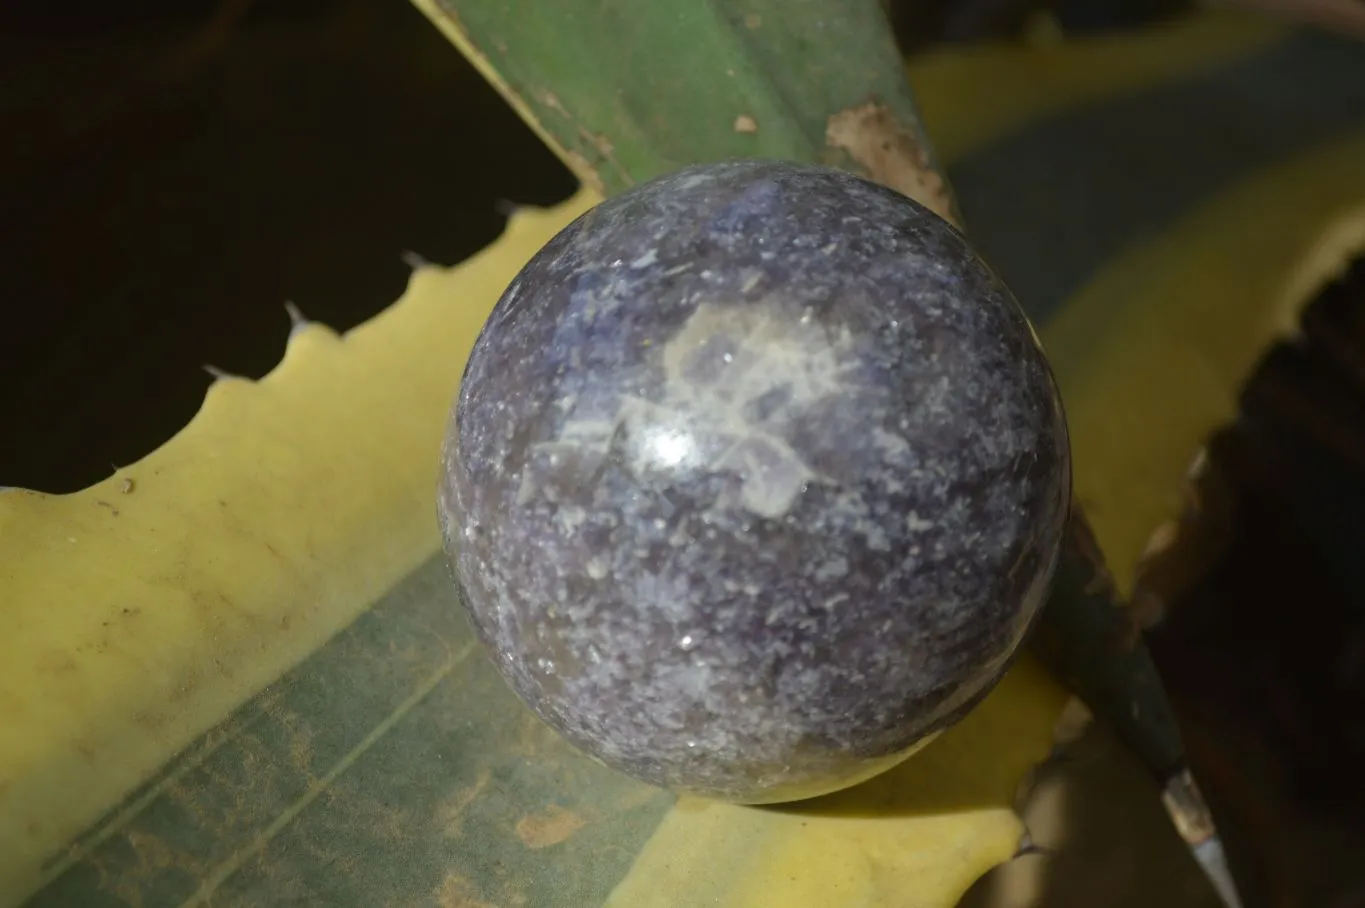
[438,158,1071,804]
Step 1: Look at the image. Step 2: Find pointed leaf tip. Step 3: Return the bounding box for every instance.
[401,251,432,271]
[284,300,308,328]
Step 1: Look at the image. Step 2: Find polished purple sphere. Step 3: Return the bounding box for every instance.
[439,160,1070,803]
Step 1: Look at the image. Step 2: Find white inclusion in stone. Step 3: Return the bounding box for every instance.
[642,426,695,469]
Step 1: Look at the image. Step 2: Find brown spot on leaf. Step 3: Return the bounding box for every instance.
[733,114,758,134]
[541,91,568,116]
[435,873,495,908]
[744,12,761,28]
[514,804,586,849]
[825,101,955,223]
[590,132,615,158]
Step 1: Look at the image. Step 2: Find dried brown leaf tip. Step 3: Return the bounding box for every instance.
[513,804,587,849]
[826,101,954,224]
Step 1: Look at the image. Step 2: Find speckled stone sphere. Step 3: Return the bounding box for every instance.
[439,159,1071,804]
